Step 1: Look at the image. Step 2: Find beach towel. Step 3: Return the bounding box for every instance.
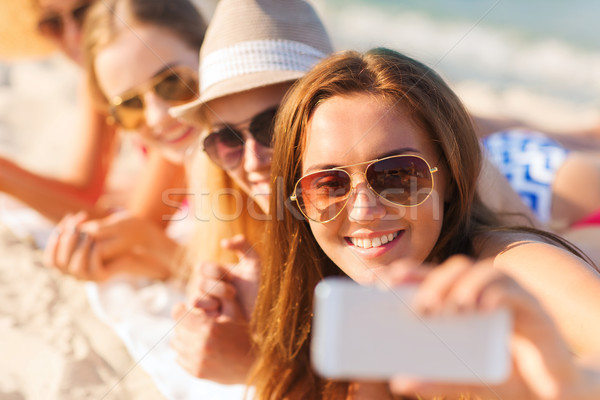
[85,277,250,400]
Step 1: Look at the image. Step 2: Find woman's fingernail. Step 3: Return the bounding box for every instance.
[76,232,88,247]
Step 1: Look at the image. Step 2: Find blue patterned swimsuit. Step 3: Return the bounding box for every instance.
[482,130,569,224]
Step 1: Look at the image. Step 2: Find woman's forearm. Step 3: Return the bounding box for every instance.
[0,157,107,221]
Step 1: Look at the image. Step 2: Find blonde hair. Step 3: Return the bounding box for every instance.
[183,150,266,272]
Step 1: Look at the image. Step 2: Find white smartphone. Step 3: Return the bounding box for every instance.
[311,277,512,384]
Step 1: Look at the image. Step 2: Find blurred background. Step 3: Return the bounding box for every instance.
[1,0,599,178]
[314,0,600,131]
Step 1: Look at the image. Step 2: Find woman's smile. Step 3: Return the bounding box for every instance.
[302,93,446,282]
[345,229,404,258]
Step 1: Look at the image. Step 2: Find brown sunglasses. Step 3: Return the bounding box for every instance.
[290,155,438,223]
[37,1,94,39]
[109,66,199,130]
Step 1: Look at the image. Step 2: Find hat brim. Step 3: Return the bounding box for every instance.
[170,69,304,124]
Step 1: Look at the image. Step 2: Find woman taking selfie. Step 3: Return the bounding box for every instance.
[250,48,600,399]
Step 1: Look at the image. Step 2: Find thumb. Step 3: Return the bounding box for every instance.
[221,235,261,320]
[221,235,260,281]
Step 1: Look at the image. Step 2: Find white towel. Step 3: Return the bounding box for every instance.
[0,195,250,398]
[86,277,252,400]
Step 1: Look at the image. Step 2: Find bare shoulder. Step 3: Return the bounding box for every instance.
[474,230,597,276]
[474,230,551,257]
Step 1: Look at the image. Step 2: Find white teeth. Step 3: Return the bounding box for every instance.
[350,232,400,249]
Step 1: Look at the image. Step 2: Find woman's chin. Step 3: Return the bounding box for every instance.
[250,194,270,216]
[160,148,187,165]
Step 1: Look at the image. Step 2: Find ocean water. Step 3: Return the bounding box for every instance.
[1,0,599,144]
[314,0,600,111]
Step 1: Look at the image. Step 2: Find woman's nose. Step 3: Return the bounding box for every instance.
[143,91,172,132]
[60,17,84,64]
[346,177,387,223]
[243,137,272,172]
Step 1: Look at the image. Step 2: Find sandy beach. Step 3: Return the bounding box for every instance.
[0,56,163,399]
[0,225,164,400]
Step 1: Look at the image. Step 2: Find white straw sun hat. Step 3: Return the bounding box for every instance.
[0,0,56,60]
[170,0,333,121]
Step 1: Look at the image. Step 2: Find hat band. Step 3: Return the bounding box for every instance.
[200,39,327,92]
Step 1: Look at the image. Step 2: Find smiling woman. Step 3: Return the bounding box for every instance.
[298,96,448,283]
[42,0,207,280]
[86,0,204,164]
[0,0,206,228]
[165,0,335,385]
[250,48,600,399]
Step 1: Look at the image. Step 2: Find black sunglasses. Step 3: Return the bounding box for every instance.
[37,1,93,39]
[202,106,278,169]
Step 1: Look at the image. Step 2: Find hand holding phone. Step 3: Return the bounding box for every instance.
[311,277,512,384]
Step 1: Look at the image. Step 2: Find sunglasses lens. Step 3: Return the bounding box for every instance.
[37,16,62,38]
[111,96,144,130]
[154,72,198,103]
[203,129,245,169]
[109,67,197,130]
[72,2,92,26]
[295,170,352,222]
[366,156,433,206]
[37,2,92,38]
[248,107,277,147]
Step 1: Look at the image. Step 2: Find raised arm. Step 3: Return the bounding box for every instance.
[384,259,600,400]
[482,233,600,356]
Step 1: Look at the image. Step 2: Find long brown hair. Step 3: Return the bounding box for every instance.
[82,0,206,111]
[250,48,593,399]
